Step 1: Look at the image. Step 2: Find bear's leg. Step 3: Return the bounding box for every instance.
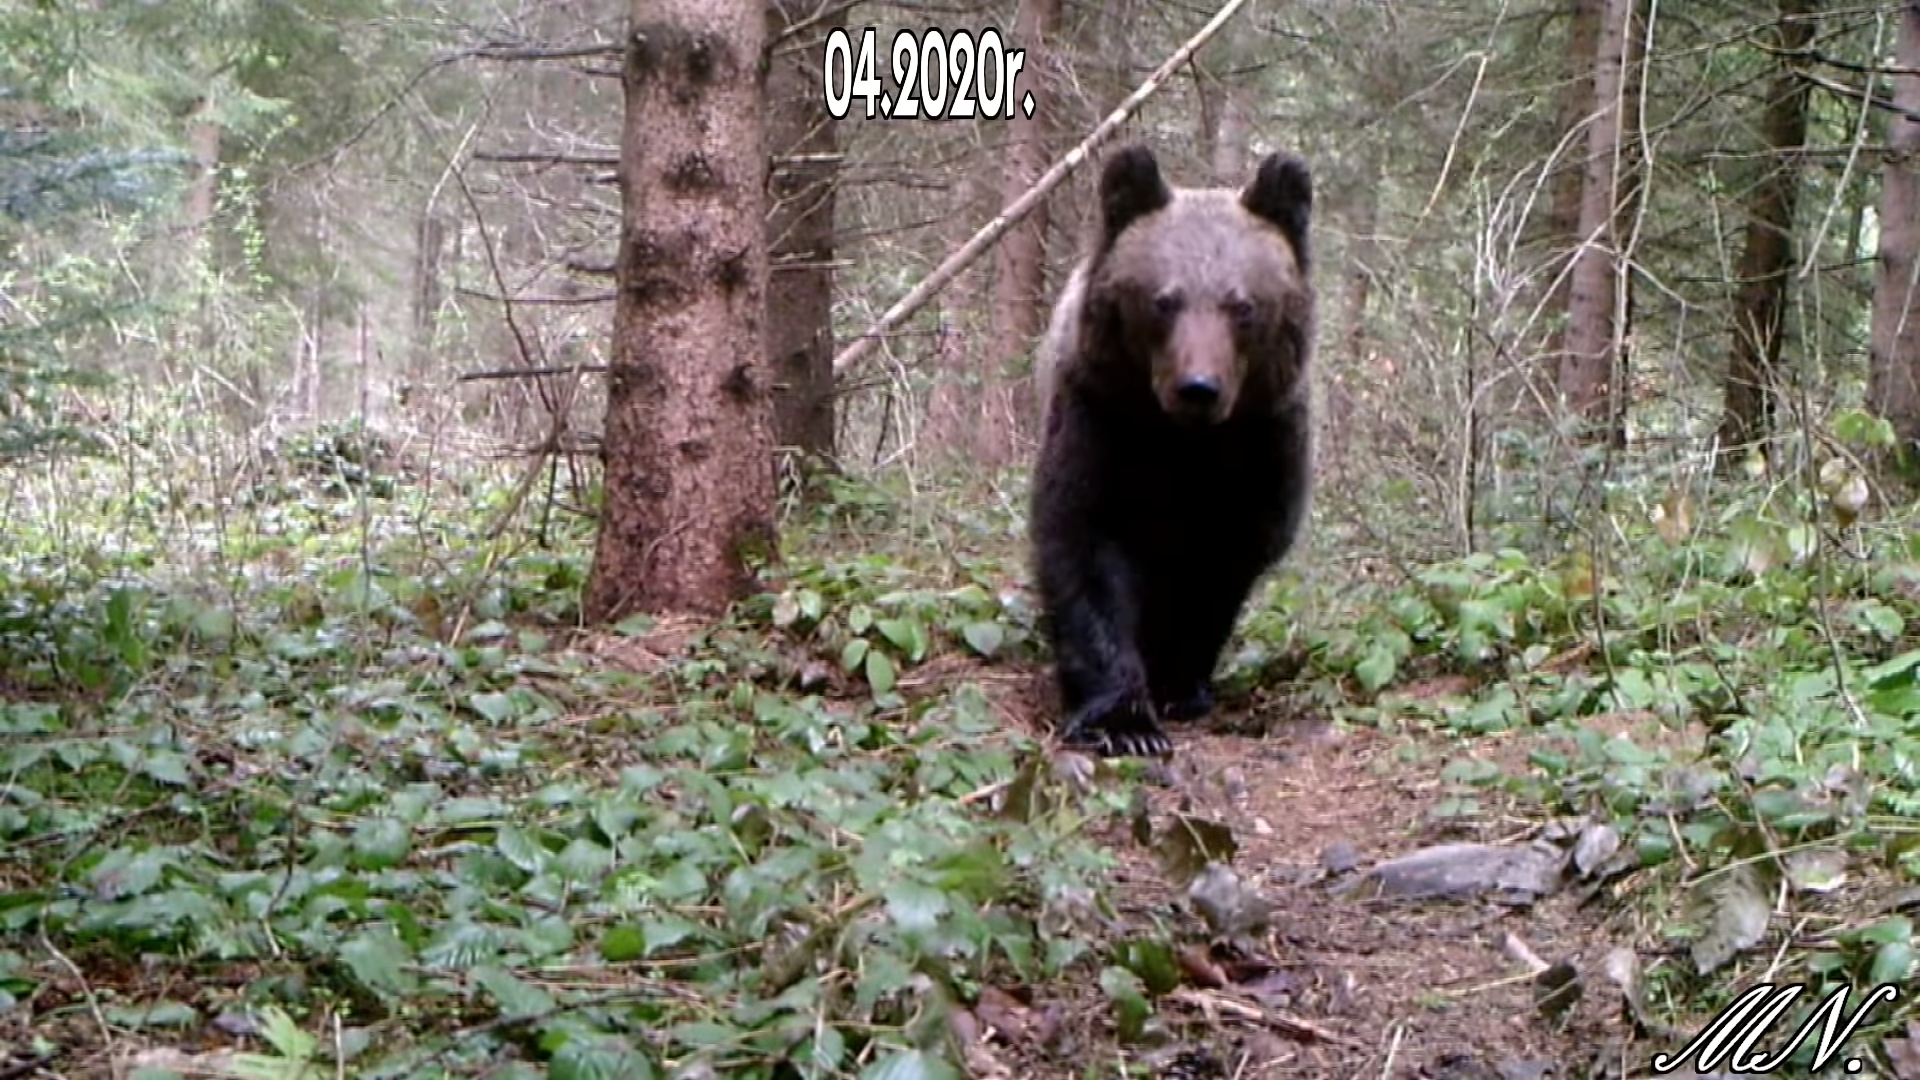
[1143,570,1260,723]
[1041,541,1173,758]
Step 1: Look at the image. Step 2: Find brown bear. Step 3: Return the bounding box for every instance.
[1029,142,1315,758]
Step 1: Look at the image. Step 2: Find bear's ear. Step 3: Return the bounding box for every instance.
[1099,144,1173,245]
[1242,151,1313,271]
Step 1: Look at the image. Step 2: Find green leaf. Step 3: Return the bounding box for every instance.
[1855,602,1906,642]
[555,837,613,883]
[600,925,646,963]
[338,926,418,999]
[438,796,512,825]
[496,827,550,874]
[865,649,897,696]
[468,691,519,724]
[859,1047,961,1080]
[848,604,873,635]
[797,589,824,622]
[1354,648,1396,692]
[351,817,412,871]
[638,916,704,957]
[1833,407,1896,449]
[89,847,171,900]
[550,1034,655,1080]
[140,750,192,787]
[1863,649,1920,689]
[884,881,950,936]
[249,1004,319,1063]
[1871,940,1915,985]
[876,618,926,662]
[960,621,1004,657]
[841,637,870,672]
[799,1027,847,1074]
[1097,965,1152,1043]
[473,965,556,1020]
[1116,938,1181,996]
[1847,916,1912,947]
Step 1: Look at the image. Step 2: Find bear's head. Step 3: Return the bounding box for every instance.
[1083,143,1314,426]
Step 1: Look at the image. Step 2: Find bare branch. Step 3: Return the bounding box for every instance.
[459,364,609,382]
[472,150,620,167]
[440,41,624,63]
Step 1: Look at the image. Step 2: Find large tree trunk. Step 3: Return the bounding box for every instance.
[766,0,838,461]
[583,0,775,621]
[1558,0,1636,437]
[1868,2,1920,458]
[1716,0,1814,465]
[986,0,1061,458]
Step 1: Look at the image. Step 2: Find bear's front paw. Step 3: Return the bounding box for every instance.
[1153,682,1215,723]
[1058,699,1173,759]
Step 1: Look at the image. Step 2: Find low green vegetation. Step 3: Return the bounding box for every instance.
[2,406,1918,1078]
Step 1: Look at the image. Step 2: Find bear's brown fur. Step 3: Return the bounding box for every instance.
[1030,143,1315,757]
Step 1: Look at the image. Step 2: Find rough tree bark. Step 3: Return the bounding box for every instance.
[766,0,838,461]
[1869,2,1920,457]
[986,0,1061,457]
[1537,0,1600,415]
[1715,0,1814,464]
[583,0,776,621]
[1558,0,1636,436]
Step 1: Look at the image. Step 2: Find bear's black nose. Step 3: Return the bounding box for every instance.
[1175,377,1220,410]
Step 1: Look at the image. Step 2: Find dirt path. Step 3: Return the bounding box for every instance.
[1092,713,1641,1080]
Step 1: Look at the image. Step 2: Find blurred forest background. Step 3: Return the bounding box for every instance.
[4,1,1920,1078]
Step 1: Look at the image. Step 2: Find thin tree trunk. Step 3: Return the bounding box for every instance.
[1326,142,1382,472]
[411,207,447,379]
[925,165,986,463]
[1607,0,1649,450]
[1539,0,1601,416]
[583,0,775,621]
[766,0,838,461]
[182,99,221,248]
[1716,0,1814,465]
[1868,2,1920,458]
[1195,60,1250,185]
[986,0,1061,460]
[1558,0,1634,435]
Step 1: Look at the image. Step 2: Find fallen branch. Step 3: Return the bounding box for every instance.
[1165,987,1362,1047]
[829,0,1257,376]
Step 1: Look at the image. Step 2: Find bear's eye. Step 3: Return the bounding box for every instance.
[1224,296,1257,328]
[1151,291,1183,319]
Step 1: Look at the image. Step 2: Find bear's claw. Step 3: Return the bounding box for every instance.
[1059,701,1174,759]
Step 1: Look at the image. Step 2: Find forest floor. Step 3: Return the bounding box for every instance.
[9,446,1917,1080]
[856,657,1712,1076]
[970,666,1692,1080]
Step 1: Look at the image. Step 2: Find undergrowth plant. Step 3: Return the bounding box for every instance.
[1293,413,1920,1064]
[0,422,1151,1080]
